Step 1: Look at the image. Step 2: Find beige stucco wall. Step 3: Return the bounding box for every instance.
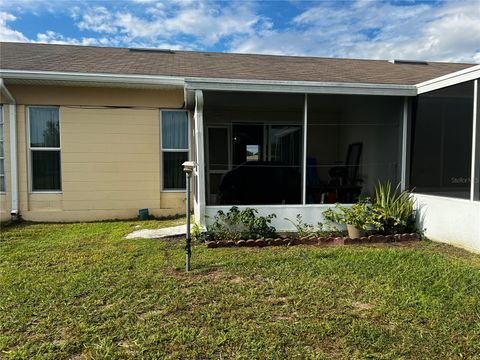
[1,84,189,222]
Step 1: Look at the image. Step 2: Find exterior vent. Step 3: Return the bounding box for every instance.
[129,48,175,54]
[389,59,428,65]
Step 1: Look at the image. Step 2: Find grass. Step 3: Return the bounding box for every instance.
[1,219,480,359]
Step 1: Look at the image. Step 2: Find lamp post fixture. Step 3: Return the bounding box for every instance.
[182,161,196,272]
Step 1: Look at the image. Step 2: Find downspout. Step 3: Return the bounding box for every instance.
[0,78,19,219]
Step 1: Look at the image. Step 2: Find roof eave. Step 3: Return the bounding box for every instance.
[416,64,480,94]
[185,77,417,96]
[0,69,419,96]
[0,69,186,89]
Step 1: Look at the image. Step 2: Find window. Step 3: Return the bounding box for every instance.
[161,110,189,190]
[29,107,61,191]
[0,106,5,192]
[410,81,474,199]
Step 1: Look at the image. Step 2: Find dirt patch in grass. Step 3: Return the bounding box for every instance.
[351,301,374,311]
[166,266,247,286]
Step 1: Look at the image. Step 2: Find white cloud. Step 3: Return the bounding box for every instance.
[71,1,264,48]
[0,0,74,17]
[232,0,480,63]
[0,11,115,47]
[0,11,28,42]
[35,30,108,46]
[0,1,478,64]
[76,6,117,34]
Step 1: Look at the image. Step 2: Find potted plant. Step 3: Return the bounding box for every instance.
[322,199,375,238]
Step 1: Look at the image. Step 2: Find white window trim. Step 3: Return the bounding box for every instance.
[0,105,5,193]
[27,105,62,194]
[160,109,191,192]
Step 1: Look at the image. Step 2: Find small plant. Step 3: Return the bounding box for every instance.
[322,199,376,232]
[284,214,316,238]
[372,181,416,234]
[207,206,277,240]
[242,208,277,239]
[191,222,205,243]
[285,215,346,238]
[315,221,345,237]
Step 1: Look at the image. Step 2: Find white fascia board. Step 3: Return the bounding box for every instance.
[416,65,480,94]
[185,77,417,96]
[2,69,420,96]
[0,69,185,87]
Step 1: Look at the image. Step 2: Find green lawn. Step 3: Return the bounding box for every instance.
[1,220,480,359]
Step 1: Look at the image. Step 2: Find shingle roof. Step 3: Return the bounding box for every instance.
[0,42,475,85]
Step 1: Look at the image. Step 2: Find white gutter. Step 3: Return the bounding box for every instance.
[0,78,18,218]
[0,69,418,96]
[185,77,417,96]
[416,64,480,94]
[0,69,185,87]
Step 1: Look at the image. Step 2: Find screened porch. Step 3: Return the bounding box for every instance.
[201,91,405,208]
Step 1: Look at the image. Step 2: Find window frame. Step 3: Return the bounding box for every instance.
[160,109,190,192]
[27,105,62,194]
[0,105,5,193]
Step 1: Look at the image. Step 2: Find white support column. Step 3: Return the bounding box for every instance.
[470,79,478,201]
[302,94,308,205]
[0,79,18,216]
[9,104,18,214]
[193,90,206,228]
[401,97,409,191]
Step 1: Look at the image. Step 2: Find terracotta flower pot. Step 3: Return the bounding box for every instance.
[347,224,366,239]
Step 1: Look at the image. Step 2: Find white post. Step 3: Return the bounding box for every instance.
[401,97,409,191]
[194,90,206,228]
[185,171,192,271]
[0,79,18,217]
[470,79,478,201]
[302,94,308,205]
[182,161,195,272]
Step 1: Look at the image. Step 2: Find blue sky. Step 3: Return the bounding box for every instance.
[1,0,479,63]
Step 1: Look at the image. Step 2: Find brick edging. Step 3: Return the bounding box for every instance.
[206,233,420,248]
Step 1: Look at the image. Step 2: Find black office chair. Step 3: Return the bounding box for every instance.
[329,142,362,186]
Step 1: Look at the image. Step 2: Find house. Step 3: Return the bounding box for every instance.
[1,42,479,251]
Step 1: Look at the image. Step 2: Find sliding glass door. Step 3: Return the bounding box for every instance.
[206,122,302,205]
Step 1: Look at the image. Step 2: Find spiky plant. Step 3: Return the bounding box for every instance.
[372,181,416,234]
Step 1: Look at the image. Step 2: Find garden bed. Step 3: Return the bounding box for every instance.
[206,233,420,248]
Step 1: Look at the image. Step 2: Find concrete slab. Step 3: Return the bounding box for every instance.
[125,224,191,239]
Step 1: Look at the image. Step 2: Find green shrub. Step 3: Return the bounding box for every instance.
[372,181,416,234]
[208,206,277,240]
